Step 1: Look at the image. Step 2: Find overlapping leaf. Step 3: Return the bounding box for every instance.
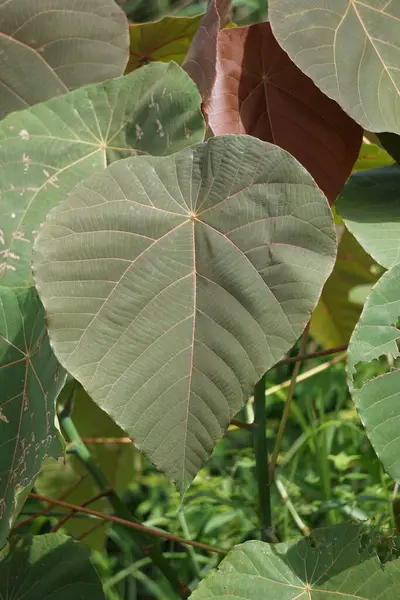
[269,0,400,134]
[36,387,135,550]
[0,62,205,287]
[206,22,362,204]
[33,134,336,492]
[337,165,400,269]
[310,230,379,348]
[0,533,105,599]
[126,15,203,73]
[0,286,65,548]
[190,524,400,599]
[183,0,232,105]
[0,0,129,119]
[347,265,400,483]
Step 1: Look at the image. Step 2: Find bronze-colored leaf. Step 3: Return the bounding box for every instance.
[206,23,362,204]
[183,0,232,106]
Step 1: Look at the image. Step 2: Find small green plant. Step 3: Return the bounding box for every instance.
[1,0,400,598]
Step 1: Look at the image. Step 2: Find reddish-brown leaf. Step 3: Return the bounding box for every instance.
[206,23,362,204]
[182,0,232,106]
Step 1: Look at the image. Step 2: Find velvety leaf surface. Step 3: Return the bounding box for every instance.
[126,15,203,73]
[0,286,64,548]
[0,533,105,599]
[0,62,204,287]
[310,230,379,348]
[190,524,400,599]
[353,142,394,172]
[269,0,400,134]
[337,165,400,269]
[183,0,232,105]
[206,22,362,204]
[36,387,135,550]
[0,0,129,119]
[33,135,336,492]
[347,264,400,484]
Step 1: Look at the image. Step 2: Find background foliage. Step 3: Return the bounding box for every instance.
[2,0,400,599]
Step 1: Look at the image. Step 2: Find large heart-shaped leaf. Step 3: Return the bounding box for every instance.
[126,15,203,73]
[337,165,400,269]
[0,533,105,599]
[0,62,205,287]
[310,229,379,348]
[347,264,400,483]
[190,524,400,599]
[206,22,362,204]
[0,0,129,119]
[269,0,400,134]
[33,134,336,492]
[36,386,135,550]
[0,286,65,548]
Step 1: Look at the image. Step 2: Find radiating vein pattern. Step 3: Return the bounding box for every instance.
[0,62,204,287]
[347,264,400,484]
[33,135,336,491]
[207,22,362,204]
[269,0,400,133]
[0,286,64,547]
[0,0,129,119]
[190,524,400,599]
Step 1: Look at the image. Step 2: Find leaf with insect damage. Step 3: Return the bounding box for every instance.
[0,286,65,548]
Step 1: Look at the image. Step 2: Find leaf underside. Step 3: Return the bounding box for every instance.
[269,0,400,134]
[0,62,205,287]
[347,264,400,484]
[337,165,400,270]
[0,0,129,120]
[33,134,336,492]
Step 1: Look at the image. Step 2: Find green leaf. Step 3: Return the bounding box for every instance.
[353,143,394,172]
[0,286,65,548]
[337,165,400,269]
[310,229,379,348]
[0,0,129,119]
[189,524,400,599]
[347,264,400,484]
[126,15,203,73]
[36,386,135,550]
[0,62,205,287]
[33,134,336,492]
[269,1,400,134]
[0,533,105,599]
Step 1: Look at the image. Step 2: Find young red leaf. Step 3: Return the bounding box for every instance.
[206,23,362,204]
[183,0,232,106]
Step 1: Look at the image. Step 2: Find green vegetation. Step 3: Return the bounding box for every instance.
[1,1,400,598]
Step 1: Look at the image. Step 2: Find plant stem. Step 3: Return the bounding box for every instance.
[178,511,202,579]
[253,374,272,541]
[269,323,310,479]
[58,393,189,599]
[28,492,227,555]
[275,344,347,367]
[275,477,310,536]
[265,352,346,397]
